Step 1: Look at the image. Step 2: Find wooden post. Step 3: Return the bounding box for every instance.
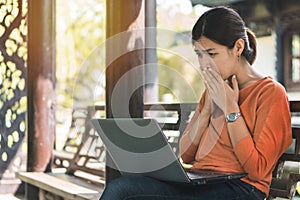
[105,0,145,183]
[27,0,56,199]
[145,0,158,103]
[273,3,285,86]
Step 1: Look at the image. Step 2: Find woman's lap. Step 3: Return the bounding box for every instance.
[99,176,265,200]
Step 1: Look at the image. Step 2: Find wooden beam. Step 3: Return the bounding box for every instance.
[105,0,145,183]
[277,0,300,15]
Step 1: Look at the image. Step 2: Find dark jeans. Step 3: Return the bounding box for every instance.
[99,176,266,200]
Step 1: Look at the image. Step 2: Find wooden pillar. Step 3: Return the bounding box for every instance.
[27,0,56,199]
[274,4,285,85]
[105,0,145,183]
[145,0,158,103]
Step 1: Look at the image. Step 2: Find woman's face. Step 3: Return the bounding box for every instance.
[194,36,236,80]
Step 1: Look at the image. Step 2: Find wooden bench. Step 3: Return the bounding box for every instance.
[17,106,107,200]
[16,101,300,200]
[53,106,106,179]
[267,100,300,199]
[144,103,197,155]
[16,103,195,200]
[16,172,104,200]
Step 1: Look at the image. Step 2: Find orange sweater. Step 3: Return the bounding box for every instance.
[180,77,292,196]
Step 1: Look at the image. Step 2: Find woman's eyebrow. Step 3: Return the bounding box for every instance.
[194,47,215,55]
[203,48,215,53]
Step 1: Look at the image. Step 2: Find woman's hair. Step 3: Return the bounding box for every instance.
[192,6,257,65]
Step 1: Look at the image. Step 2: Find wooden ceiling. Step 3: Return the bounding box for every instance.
[191,0,300,37]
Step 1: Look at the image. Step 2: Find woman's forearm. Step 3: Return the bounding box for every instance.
[188,110,210,145]
[180,109,210,163]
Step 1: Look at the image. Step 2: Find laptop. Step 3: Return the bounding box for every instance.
[91,118,247,185]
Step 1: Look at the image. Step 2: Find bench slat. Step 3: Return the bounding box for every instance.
[16,172,103,200]
[290,101,300,112]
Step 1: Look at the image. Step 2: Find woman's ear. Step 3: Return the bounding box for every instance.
[234,38,245,56]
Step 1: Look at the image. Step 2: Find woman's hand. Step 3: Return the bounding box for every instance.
[202,91,212,115]
[201,66,225,111]
[201,65,239,115]
[224,75,239,114]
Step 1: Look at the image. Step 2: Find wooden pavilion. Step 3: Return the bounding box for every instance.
[1,0,300,199]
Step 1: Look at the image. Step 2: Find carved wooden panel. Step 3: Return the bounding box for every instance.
[0,0,27,176]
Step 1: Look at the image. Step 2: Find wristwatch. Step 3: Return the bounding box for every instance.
[226,112,241,123]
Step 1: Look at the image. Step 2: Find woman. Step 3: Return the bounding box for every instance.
[99,6,292,200]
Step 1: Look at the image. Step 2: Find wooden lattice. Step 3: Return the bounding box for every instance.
[0,0,27,177]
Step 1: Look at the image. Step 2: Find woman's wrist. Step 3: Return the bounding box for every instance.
[200,108,211,123]
[225,102,240,115]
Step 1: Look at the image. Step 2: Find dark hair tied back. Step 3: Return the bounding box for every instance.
[244,28,257,65]
[192,6,257,65]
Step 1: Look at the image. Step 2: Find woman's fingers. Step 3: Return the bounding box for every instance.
[230,75,239,102]
[231,75,239,94]
[201,67,227,112]
[202,67,224,94]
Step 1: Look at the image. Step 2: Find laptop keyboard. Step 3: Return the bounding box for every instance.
[186,171,204,179]
[186,169,228,179]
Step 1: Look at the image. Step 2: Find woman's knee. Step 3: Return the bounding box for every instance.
[100,176,181,200]
[100,176,132,199]
[100,176,154,200]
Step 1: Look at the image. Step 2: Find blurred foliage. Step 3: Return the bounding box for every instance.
[54,0,204,148]
[55,0,106,149]
[56,0,106,111]
[56,0,204,111]
[156,4,205,102]
[157,47,204,103]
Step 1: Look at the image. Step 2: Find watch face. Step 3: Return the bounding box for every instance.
[226,112,241,122]
[228,113,236,121]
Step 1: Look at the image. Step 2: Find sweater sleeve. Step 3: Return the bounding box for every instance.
[180,92,206,164]
[234,82,292,181]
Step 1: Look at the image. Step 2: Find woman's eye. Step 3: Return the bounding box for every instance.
[208,53,217,57]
